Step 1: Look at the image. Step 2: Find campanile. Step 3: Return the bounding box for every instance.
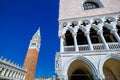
[23,28,40,80]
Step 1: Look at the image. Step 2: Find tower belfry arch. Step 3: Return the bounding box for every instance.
[55,0,120,80]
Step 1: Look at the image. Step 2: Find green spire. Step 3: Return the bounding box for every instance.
[33,27,40,38]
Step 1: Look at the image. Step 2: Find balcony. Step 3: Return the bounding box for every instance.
[64,42,120,52]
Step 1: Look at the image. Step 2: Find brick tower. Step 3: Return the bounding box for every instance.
[23,28,40,80]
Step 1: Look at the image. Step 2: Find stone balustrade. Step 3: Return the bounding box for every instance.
[64,42,120,52]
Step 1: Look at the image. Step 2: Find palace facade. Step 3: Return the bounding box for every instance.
[55,0,120,80]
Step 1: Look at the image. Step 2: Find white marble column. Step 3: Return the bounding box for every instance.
[23,74,26,80]
[9,71,13,77]
[1,68,7,76]
[112,29,120,43]
[20,74,23,79]
[60,35,64,52]
[0,67,2,71]
[72,33,79,52]
[19,74,22,79]
[16,72,19,78]
[98,31,109,49]
[85,32,93,50]
[5,69,10,77]
[18,73,21,79]
[21,74,24,79]
[13,72,16,78]
[0,68,3,75]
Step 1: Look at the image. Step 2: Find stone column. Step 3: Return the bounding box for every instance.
[16,72,19,78]
[21,74,23,79]
[60,35,64,52]
[1,68,7,76]
[98,74,105,80]
[72,33,79,52]
[5,69,10,77]
[59,75,68,80]
[13,72,16,78]
[23,74,26,80]
[85,32,93,50]
[0,68,3,75]
[9,71,13,77]
[21,74,24,79]
[98,31,109,49]
[0,67,2,71]
[18,73,21,79]
[20,74,23,79]
[112,29,120,43]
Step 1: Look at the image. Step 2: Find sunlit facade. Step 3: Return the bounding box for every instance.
[55,0,120,80]
[0,57,26,80]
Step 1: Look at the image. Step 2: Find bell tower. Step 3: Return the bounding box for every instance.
[56,0,120,80]
[23,28,41,80]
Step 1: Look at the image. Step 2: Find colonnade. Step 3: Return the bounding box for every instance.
[59,15,120,52]
[0,57,26,80]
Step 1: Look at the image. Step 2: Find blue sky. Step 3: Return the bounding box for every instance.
[0,0,59,78]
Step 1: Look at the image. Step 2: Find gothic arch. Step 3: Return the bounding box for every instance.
[103,26,117,42]
[77,28,87,45]
[105,17,116,23]
[98,53,120,79]
[65,30,74,46]
[92,18,103,30]
[62,55,98,80]
[62,27,74,36]
[116,25,120,36]
[90,27,102,44]
[104,17,117,30]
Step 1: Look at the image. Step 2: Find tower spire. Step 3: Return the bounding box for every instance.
[33,27,40,38]
[29,27,41,52]
[23,27,41,80]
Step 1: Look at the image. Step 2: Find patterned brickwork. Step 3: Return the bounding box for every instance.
[23,49,38,80]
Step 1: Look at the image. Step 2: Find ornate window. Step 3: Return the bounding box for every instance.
[83,2,99,10]
[83,0,103,10]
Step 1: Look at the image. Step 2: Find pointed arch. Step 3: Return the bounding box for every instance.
[90,28,102,44]
[98,54,120,79]
[62,56,99,80]
[103,59,120,80]
[65,30,74,46]
[77,29,87,45]
[103,27,117,42]
[116,25,120,36]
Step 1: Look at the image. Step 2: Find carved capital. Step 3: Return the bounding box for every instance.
[72,32,77,37]
[58,32,65,39]
[84,32,90,36]
[97,30,103,35]
[110,29,118,34]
